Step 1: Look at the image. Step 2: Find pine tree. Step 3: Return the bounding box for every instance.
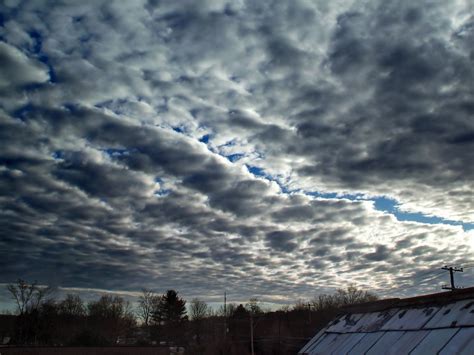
[152,290,187,324]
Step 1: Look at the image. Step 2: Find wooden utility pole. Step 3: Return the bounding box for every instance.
[441,266,463,290]
[308,303,312,324]
[250,312,255,355]
[278,312,281,355]
[224,291,227,339]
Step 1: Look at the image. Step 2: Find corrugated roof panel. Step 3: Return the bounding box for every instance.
[424,299,474,328]
[386,330,429,354]
[305,333,339,354]
[381,306,439,330]
[312,333,354,354]
[325,313,365,333]
[299,290,474,355]
[351,310,397,332]
[299,328,326,354]
[409,328,459,355]
[316,333,350,354]
[301,335,326,354]
[330,333,366,354]
[347,332,384,354]
[366,331,404,355]
[439,327,474,355]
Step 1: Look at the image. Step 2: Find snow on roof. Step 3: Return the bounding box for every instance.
[299,287,474,354]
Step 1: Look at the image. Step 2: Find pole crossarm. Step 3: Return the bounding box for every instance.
[441,265,463,291]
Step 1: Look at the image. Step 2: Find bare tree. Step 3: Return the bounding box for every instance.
[311,294,338,311]
[58,294,85,317]
[245,297,262,315]
[293,298,310,311]
[189,298,208,346]
[137,288,161,326]
[277,304,291,312]
[87,295,136,343]
[245,298,263,355]
[311,284,378,311]
[88,295,134,320]
[217,302,237,317]
[335,284,378,306]
[6,279,52,315]
[189,298,208,321]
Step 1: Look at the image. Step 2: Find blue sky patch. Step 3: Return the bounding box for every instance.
[247,165,266,177]
[154,189,170,197]
[172,126,184,133]
[102,148,130,157]
[28,29,57,83]
[199,134,210,143]
[245,166,473,232]
[226,153,244,162]
[374,197,473,231]
[52,151,64,160]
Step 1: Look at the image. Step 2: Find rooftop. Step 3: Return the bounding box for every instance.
[299,287,474,354]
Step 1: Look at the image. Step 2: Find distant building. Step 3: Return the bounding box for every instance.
[299,287,474,354]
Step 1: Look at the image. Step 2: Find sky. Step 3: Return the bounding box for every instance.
[1,0,473,309]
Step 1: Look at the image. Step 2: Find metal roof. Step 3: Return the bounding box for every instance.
[299,287,474,354]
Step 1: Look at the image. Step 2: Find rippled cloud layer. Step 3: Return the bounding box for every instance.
[1,0,473,302]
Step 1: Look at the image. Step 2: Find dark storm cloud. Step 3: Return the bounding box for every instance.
[0,0,473,303]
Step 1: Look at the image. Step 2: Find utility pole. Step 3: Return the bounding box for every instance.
[441,266,463,290]
[308,303,312,324]
[250,312,255,355]
[278,311,281,355]
[224,291,227,339]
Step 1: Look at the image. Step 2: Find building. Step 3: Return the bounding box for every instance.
[299,287,474,354]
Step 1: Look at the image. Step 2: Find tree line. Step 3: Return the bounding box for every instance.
[2,279,378,354]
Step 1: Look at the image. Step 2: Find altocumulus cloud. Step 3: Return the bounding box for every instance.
[0,0,473,304]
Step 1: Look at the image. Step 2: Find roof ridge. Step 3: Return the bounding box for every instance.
[340,286,474,314]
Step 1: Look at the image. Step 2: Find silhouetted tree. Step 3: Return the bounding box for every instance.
[311,293,338,311]
[137,288,161,326]
[232,304,249,319]
[86,295,136,344]
[58,294,85,317]
[245,297,262,315]
[311,284,378,311]
[217,302,237,317]
[189,298,208,347]
[335,284,378,305]
[152,290,187,324]
[6,279,54,344]
[293,299,311,311]
[35,299,60,345]
[245,298,263,355]
[151,290,187,345]
[189,298,208,321]
[55,294,87,345]
[6,279,52,315]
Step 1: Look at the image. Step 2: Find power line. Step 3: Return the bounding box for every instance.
[416,268,437,277]
[403,271,445,290]
[417,270,446,282]
[378,270,446,297]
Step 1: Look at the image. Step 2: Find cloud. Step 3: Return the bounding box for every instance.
[0,0,473,304]
[0,41,49,88]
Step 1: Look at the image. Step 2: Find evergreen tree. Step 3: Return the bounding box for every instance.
[152,290,187,324]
